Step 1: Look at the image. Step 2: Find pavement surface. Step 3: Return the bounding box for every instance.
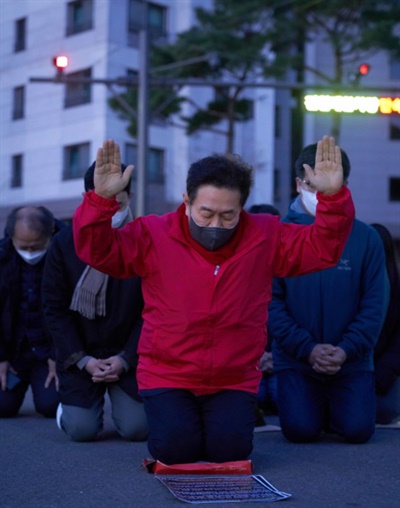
[1,390,399,508]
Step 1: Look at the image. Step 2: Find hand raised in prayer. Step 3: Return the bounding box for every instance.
[303,135,344,195]
[94,140,134,199]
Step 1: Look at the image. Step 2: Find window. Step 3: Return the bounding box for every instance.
[64,68,91,107]
[126,143,165,183]
[128,1,167,44]
[274,105,281,138]
[389,58,400,81]
[128,0,143,33]
[273,168,280,202]
[11,154,23,188]
[14,17,26,52]
[63,143,90,180]
[148,2,167,39]
[389,177,400,201]
[390,117,400,140]
[148,148,165,182]
[66,0,93,35]
[12,86,25,120]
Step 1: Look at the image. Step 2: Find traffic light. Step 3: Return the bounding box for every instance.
[348,63,371,85]
[53,55,69,75]
[358,63,370,77]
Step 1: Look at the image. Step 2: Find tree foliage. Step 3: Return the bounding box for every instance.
[279,0,400,139]
[108,80,185,139]
[108,0,400,148]
[283,0,400,83]
[148,0,294,152]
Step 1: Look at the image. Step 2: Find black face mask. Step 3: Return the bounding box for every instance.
[189,215,238,251]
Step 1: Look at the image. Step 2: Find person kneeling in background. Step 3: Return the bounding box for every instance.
[42,162,148,442]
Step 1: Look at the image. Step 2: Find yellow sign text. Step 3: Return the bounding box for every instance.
[304,95,400,115]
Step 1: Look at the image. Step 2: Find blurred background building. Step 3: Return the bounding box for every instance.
[0,0,399,239]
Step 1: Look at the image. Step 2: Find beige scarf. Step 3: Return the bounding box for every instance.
[70,207,133,319]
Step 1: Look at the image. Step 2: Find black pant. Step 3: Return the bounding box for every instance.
[142,388,256,464]
[0,352,59,418]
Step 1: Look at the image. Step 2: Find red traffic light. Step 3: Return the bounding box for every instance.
[53,55,69,71]
[358,63,370,76]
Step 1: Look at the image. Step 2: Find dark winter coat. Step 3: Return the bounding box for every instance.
[374,266,400,394]
[42,226,144,406]
[0,237,54,364]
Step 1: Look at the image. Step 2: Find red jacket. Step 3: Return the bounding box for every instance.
[73,186,354,395]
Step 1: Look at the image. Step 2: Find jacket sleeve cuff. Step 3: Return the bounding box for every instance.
[316,185,348,201]
[117,354,129,372]
[63,351,86,370]
[76,355,93,370]
[86,189,119,208]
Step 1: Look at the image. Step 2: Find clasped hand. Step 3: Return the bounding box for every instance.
[260,351,274,374]
[85,356,125,383]
[309,344,347,375]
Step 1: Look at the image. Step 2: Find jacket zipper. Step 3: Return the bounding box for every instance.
[214,265,220,276]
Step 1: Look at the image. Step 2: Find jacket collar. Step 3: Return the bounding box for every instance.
[286,196,315,225]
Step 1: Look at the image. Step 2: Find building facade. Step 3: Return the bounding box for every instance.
[0,0,277,230]
[0,0,399,239]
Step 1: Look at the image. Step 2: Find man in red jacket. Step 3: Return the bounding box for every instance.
[73,135,355,464]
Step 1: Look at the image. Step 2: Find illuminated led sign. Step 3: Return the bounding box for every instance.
[304,95,400,115]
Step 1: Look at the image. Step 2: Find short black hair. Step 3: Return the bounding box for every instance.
[84,161,130,194]
[248,204,280,216]
[6,206,55,239]
[186,154,253,206]
[295,143,351,182]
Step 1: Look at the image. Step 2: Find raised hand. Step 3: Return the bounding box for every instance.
[93,140,134,199]
[303,135,344,195]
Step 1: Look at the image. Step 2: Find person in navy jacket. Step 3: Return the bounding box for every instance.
[269,143,388,444]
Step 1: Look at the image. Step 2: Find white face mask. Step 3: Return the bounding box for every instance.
[111,208,129,228]
[300,188,318,216]
[16,249,47,265]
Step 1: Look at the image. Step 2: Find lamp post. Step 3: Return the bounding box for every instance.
[135,48,218,217]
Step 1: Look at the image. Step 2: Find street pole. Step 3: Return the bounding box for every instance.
[136,0,149,217]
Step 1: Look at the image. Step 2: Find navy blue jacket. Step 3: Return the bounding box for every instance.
[269,197,388,374]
